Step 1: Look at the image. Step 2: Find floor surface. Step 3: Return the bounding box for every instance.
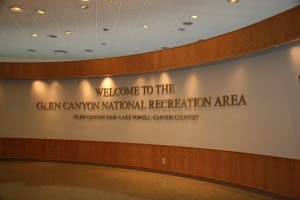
[0,161,278,200]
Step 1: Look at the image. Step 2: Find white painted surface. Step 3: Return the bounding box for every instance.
[0,0,299,60]
[0,44,299,159]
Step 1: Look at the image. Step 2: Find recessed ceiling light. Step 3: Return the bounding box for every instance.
[182,21,193,26]
[9,6,23,13]
[48,34,58,38]
[65,31,72,35]
[190,15,199,19]
[103,28,109,31]
[228,0,239,4]
[81,0,90,2]
[54,50,68,53]
[104,0,113,2]
[31,33,38,37]
[80,5,88,9]
[143,25,149,28]
[36,9,46,14]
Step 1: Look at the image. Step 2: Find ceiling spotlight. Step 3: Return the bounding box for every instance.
[104,0,113,2]
[65,31,73,35]
[9,6,23,13]
[31,33,38,37]
[36,9,46,14]
[190,15,199,19]
[80,5,88,9]
[54,50,68,54]
[48,34,58,38]
[182,21,193,26]
[143,25,149,28]
[228,0,239,4]
[81,0,90,1]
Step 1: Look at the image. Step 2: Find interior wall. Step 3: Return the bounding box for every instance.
[0,44,299,160]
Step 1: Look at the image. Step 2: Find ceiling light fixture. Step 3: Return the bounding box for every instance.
[190,15,199,19]
[143,25,149,28]
[81,0,90,2]
[85,49,93,52]
[48,34,58,38]
[65,31,73,35]
[182,21,193,26]
[31,33,38,37]
[80,5,88,9]
[54,50,68,54]
[228,0,239,4]
[104,0,113,2]
[103,28,109,31]
[36,9,46,14]
[9,6,23,13]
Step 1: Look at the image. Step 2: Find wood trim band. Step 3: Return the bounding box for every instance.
[0,6,300,79]
[0,138,299,199]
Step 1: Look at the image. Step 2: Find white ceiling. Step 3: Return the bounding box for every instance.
[0,0,299,62]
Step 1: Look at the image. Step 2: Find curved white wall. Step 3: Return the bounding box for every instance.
[0,44,299,160]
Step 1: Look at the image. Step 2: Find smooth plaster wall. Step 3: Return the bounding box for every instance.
[0,44,299,160]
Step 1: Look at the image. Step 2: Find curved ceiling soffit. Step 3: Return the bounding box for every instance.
[0,6,300,79]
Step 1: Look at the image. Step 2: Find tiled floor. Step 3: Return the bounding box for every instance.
[0,161,278,200]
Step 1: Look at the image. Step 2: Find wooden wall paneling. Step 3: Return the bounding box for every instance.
[296,161,300,198]
[77,141,92,163]
[237,153,257,188]
[274,158,294,197]
[136,144,147,166]
[1,7,300,79]
[125,143,146,167]
[170,147,187,173]
[119,143,133,166]
[159,146,172,171]
[186,148,199,175]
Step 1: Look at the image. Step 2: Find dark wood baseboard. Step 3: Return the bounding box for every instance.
[0,138,299,199]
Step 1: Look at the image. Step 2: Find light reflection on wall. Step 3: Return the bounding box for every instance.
[100,77,116,89]
[31,80,48,100]
[49,81,62,100]
[289,46,300,71]
[159,72,172,84]
[183,73,200,96]
[79,80,94,101]
[225,64,247,91]
[134,77,146,86]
